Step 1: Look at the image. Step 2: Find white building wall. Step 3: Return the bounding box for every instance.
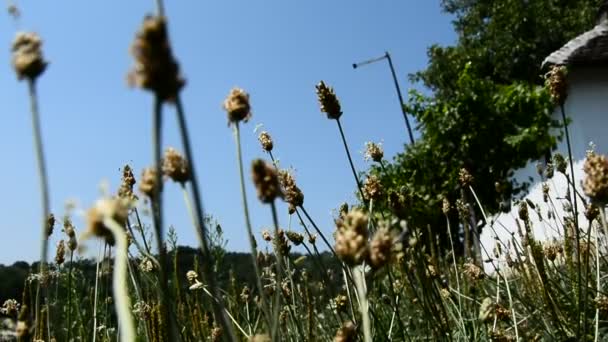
[480,66,608,271]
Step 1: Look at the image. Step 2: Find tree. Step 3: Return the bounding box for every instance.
[372,0,597,254]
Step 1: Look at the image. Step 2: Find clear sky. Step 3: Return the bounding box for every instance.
[0,1,455,264]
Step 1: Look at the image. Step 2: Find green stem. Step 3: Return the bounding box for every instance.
[173,95,236,340]
[234,122,272,333]
[27,79,50,339]
[270,201,285,340]
[67,251,73,342]
[336,118,365,201]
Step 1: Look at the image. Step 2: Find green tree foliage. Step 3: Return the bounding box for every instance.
[373,0,597,249]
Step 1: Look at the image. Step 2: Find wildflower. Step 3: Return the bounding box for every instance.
[583,152,608,204]
[542,183,550,203]
[335,209,369,266]
[368,227,395,270]
[64,217,78,251]
[132,301,151,320]
[139,167,158,198]
[279,169,304,212]
[223,87,251,123]
[85,198,130,246]
[553,153,567,174]
[211,326,223,342]
[162,147,190,184]
[543,241,562,262]
[463,262,484,281]
[251,159,282,203]
[364,142,383,162]
[334,295,348,313]
[315,81,342,120]
[128,15,185,102]
[458,168,474,187]
[117,165,137,201]
[334,321,357,342]
[240,286,251,302]
[258,131,273,152]
[55,240,65,265]
[275,229,291,256]
[11,32,47,80]
[585,204,600,222]
[186,270,199,284]
[362,174,383,201]
[286,230,304,246]
[1,299,19,316]
[545,163,555,178]
[442,197,451,215]
[545,65,568,106]
[261,229,272,242]
[139,257,154,272]
[46,213,55,238]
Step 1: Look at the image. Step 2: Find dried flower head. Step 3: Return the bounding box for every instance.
[117,165,137,201]
[543,241,562,262]
[463,262,484,281]
[459,168,474,187]
[1,299,19,316]
[128,15,185,102]
[162,147,190,183]
[596,294,608,314]
[518,201,529,222]
[139,257,154,273]
[55,240,65,265]
[251,159,282,203]
[442,197,451,215]
[334,321,357,342]
[46,213,55,238]
[583,152,608,204]
[334,295,348,313]
[223,87,251,123]
[286,230,304,246]
[12,32,47,80]
[139,167,159,198]
[279,169,304,211]
[308,233,317,244]
[186,270,199,284]
[316,81,342,120]
[585,204,600,222]
[368,227,395,270]
[240,286,251,302]
[261,229,272,242]
[362,174,383,201]
[64,217,78,251]
[553,153,567,174]
[364,142,383,162]
[86,198,130,246]
[211,326,223,342]
[335,209,369,265]
[545,65,568,106]
[274,229,291,256]
[258,131,273,152]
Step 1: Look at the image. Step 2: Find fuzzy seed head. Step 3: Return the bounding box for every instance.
[459,168,474,187]
[279,169,304,209]
[364,141,384,162]
[368,227,395,270]
[12,32,47,80]
[545,65,568,106]
[335,209,369,266]
[55,240,65,265]
[316,81,342,120]
[128,16,185,102]
[186,270,198,284]
[223,87,251,123]
[117,165,138,201]
[46,213,55,238]
[162,147,190,183]
[583,152,608,204]
[86,198,130,246]
[258,131,273,152]
[286,230,304,246]
[251,159,282,203]
[553,153,567,174]
[463,262,484,281]
[362,174,383,201]
[1,299,19,316]
[139,167,158,198]
[64,218,78,251]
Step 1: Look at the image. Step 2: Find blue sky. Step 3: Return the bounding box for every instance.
[0,1,455,264]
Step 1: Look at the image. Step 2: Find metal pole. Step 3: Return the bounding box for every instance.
[385,52,414,144]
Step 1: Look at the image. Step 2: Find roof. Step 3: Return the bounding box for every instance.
[543,19,608,67]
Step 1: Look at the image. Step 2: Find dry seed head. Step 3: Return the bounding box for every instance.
[223,87,251,123]
[139,257,154,272]
[279,169,304,208]
[139,167,158,198]
[362,174,383,201]
[307,233,317,244]
[86,198,130,246]
[458,168,474,187]
[286,230,304,246]
[261,229,272,242]
[186,270,198,284]
[64,218,78,251]
[334,209,369,265]
[585,204,600,222]
[442,197,451,215]
[211,326,223,342]
[463,262,484,281]
[368,227,395,270]
[334,321,357,342]
[553,153,567,174]
[251,159,282,203]
[55,240,65,265]
[258,131,273,152]
[117,165,137,201]
[128,15,185,102]
[545,163,555,178]
[162,147,190,183]
[335,295,348,313]
[583,152,608,204]
[364,141,384,162]
[12,32,47,80]
[1,299,19,316]
[46,213,55,238]
[316,81,342,120]
[275,229,291,256]
[545,65,568,106]
[596,295,608,314]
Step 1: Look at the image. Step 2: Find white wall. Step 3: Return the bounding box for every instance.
[480,66,608,272]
